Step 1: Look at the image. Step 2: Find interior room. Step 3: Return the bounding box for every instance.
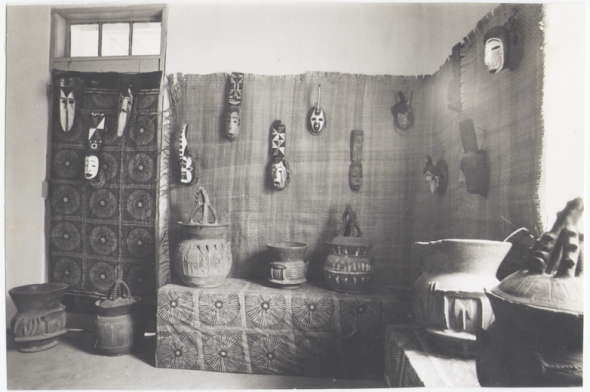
[4,2,586,389]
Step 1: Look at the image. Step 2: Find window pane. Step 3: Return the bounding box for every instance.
[132,22,161,55]
[102,23,130,56]
[70,24,99,57]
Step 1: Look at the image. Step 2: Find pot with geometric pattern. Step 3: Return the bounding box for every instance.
[174,187,233,288]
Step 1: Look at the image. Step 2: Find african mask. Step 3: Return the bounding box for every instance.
[86,114,105,180]
[55,77,82,132]
[391,91,414,132]
[483,26,510,74]
[308,85,326,135]
[348,161,363,191]
[179,124,197,185]
[226,107,241,141]
[85,155,100,180]
[117,88,133,137]
[423,155,448,194]
[271,157,290,190]
[459,119,489,196]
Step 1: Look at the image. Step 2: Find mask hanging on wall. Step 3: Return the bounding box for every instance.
[55,76,83,133]
[226,72,244,141]
[179,123,197,185]
[483,14,523,74]
[423,155,448,194]
[447,43,462,112]
[116,75,141,137]
[349,130,363,191]
[85,113,105,184]
[269,120,290,190]
[307,84,326,135]
[459,119,489,196]
[391,91,414,133]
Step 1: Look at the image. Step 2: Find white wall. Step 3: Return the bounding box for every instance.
[165,2,498,75]
[5,5,52,320]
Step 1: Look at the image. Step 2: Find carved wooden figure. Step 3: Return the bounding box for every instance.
[459,119,489,196]
[226,72,243,141]
[307,84,326,135]
[391,91,414,132]
[116,75,140,137]
[349,130,363,191]
[179,124,197,185]
[423,155,448,194]
[270,121,290,190]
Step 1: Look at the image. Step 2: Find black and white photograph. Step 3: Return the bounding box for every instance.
[3,1,587,389]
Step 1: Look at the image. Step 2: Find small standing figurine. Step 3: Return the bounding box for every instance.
[85,113,105,186]
[269,120,290,190]
[226,72,244,141]
[179,124,197,185]
[307,84,326,135]
[423,155,448,194]
[459,119,489,196]
[349,130,363,191]
[391,91,414,133]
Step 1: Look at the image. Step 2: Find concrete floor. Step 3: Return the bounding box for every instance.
[6,330,388,390]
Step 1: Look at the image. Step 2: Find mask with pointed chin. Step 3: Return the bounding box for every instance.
[117,88,133,137]
[309,108,325,134]
[271,158,290,190]
[59,87,76,132]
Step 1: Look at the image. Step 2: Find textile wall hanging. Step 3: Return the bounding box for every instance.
[410,4,544,251]
[163,72,425,288]
[49,70,162,307]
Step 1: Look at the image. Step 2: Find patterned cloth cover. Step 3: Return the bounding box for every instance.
[384,325,479,387]
[49,71,162,304]
[156,279,404,379]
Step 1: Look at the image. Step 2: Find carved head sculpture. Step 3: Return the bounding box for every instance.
[55,77,82,132]
[349,161,363,191]
[226,106,240,141]
[423,155,448,194]
[391,91,414,132]
[85,114,105,180]
[483,26,510,74]
[271,157,290,190]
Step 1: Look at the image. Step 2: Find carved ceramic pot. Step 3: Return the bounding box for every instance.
[94,297,143,356]
[174,223,232,288]
[324,235,374,293]
[476,271,583,386]
[412,239,512,356]
[9,283,69,352]
[267,242,308,287]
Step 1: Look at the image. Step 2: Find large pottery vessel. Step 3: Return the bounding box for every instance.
[324,205,374,293]
[267,242,308,287]
[9,283,69,352]
[413,239,511,356]
[174,187,232,288]
[94,266,143,356]
[477,198,584,387]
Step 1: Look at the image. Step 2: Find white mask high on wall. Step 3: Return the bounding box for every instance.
[59,88,76,132]
[484,38,505,74]
[117,88,133,137]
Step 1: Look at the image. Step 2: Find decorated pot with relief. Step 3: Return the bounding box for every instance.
[267,242,308,288]
[324,205,374,293]
[174,187,232,288]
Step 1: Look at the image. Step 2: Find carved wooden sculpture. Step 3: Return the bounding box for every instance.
[116,75,141,137]
[349,130,363,191]
[460,119,488,196]
[179,124,197,185]
[391,91,414,132]
[307,84,326,135]
[270,120,290,190]
[85,113,105,186]
[226,72,244,141]
[55,76,83,133]
[483,13,523,74]
[423,155,448,194]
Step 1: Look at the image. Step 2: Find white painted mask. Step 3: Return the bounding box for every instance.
[85,155,100,179]
[424,172,439,194]
[59,88,76,132]
[117,88,133,137]
[309,108,325,134]
[272,159,289,190]
[484,38,505,74]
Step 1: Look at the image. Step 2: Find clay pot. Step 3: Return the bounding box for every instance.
[174,223,232,288]
[94,297,143,356]
[267,242,308,287]
[412,239,511,356]
[9,283,69,352]
[324,235,374,293]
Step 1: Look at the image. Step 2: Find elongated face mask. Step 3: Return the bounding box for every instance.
[59,87,76,132]
[117,88,133,137]
[484,38,504,74]
[86,114,105,180]
[271,158,289,190]
[349,162,363,191]
[226,109,240,141]
[309,108,325,134]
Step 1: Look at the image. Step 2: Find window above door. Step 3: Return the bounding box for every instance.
[52,4,167,72]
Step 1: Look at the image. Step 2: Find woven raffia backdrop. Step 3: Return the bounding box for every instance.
[164,3,544,288]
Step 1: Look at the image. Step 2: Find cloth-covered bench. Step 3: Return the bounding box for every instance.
[156,279,403,379]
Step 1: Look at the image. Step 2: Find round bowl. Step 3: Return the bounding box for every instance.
[9,283,69,313]
[267,242,308,261]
